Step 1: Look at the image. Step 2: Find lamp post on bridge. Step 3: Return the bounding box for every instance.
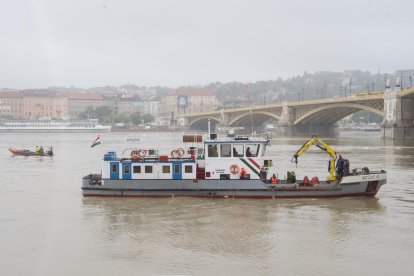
[399,74,413,89]
[342,78,351,98]
[385,74,389,89]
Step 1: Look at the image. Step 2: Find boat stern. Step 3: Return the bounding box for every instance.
[340,170,387,196]
[82,174,102,187]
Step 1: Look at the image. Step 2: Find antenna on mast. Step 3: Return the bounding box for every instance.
[208,118,211,138]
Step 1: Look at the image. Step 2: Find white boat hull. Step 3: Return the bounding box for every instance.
[0,128,111,133]
[82,172,386,199]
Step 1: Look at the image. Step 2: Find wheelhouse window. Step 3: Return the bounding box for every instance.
[207,144,218,158]
[133,165,141,173]
[246,144,260,157]
[162,165,170,174]
[233,144,244,157]
[220,144,231,157]
[185,165,193,173]
[145,166,153,173]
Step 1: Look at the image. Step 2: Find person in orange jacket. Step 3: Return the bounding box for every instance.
[239,167,247,179]
[270,174,277,184]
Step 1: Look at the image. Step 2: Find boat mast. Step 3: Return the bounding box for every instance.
[208,118,211,138]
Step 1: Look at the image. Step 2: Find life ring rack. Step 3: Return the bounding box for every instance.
[131,149,146,160]
[171,148,185,158]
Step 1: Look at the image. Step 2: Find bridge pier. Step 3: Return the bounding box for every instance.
[275,101,339,137]
[381,88,414,140]
[381,126,414,140]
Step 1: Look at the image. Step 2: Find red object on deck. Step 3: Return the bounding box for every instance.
[196,166,205,179]
[159,155,168,161]
[303,176,309,186]
[190,149,195,160]
[311,177,320,186]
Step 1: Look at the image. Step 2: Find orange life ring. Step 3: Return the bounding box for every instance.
[229,164,240,174]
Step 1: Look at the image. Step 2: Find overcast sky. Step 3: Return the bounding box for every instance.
[1,0,413,89]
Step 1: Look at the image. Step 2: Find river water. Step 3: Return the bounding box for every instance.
[0,131,413,275]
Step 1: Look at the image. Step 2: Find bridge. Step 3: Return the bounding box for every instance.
[179,86,414,140]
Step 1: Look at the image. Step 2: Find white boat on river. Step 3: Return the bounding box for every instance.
[0,119,111,133]
[82,131,387,199]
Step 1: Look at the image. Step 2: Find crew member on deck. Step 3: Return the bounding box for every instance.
[246,147,252,157]
[270,174,277,184]
[240,167,247,179]
[336,155,345,180]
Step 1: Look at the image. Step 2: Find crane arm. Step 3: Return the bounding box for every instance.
[291,135,337,182]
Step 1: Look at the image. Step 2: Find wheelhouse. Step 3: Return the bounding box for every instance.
[203,135,270,180]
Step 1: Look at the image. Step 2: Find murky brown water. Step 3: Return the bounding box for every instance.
[1,131,413,275]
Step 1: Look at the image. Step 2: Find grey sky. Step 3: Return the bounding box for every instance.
[1,0,413,89]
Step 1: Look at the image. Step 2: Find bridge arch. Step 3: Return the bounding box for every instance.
[294,103,384,125]
[188,117,221,130]
[229,111,281,126]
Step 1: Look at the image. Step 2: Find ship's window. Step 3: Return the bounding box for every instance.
[124,165,130,174]
[162,165,170,173]
[220,144,231,157]
[185,165,193,173]
[233,144,244,157]
[246,144,260,157]
[145,166,153,173]
[174,164,180,174]
[111,164,117,173]
[133,165,141,173]
[207,144,218,158]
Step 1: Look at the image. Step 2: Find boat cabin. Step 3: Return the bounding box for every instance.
[203,136,269,180]
[101,134,271,181]
[102,151,196,181]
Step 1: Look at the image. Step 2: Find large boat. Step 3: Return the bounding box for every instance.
[82,132,387,199]
[0,119,111,133]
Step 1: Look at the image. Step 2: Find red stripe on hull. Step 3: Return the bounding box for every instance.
[83,191,378,199]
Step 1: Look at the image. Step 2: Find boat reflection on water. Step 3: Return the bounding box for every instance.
[81,196,385,271]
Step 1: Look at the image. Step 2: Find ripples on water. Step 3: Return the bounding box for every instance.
[0,131,413,275]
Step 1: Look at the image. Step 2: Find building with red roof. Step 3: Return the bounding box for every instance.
[22,90,68,119]
[66,92,106,118]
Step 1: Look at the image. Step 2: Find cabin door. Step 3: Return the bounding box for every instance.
[110,162,119,180]
[122,163,131,180]
[172,162,182,180]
